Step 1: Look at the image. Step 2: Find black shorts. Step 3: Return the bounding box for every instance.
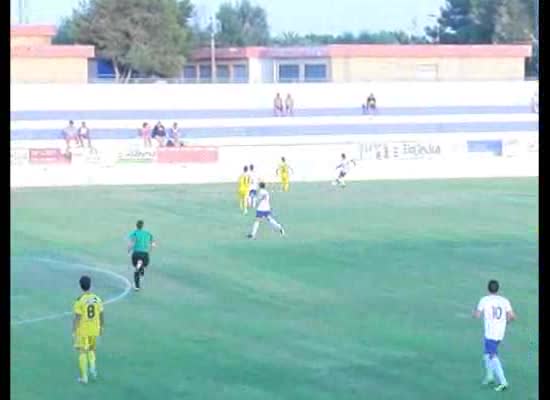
[132,251,150,268]
[338,171,347,179]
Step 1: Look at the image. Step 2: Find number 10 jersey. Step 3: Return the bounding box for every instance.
[476,294,512,341]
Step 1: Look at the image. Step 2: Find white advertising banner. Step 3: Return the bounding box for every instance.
[360,139,466,161]
[502,135,539,157]
[11,148,29,166]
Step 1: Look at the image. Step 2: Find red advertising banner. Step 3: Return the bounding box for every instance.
[156,147,218,164]
[29,148,70,165]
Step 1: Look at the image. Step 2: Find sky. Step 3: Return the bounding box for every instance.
[11,0,446,36]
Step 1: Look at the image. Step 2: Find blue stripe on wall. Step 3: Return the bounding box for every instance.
[10,105,531,121]
[11,121,538,140]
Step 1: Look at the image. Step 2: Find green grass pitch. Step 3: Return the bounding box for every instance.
[10,178,538,400]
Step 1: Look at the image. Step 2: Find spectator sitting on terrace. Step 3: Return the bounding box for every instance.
[273,93,284,116]
[139,122,152,148]
[62,120,77,150]
[285,93,294,116]
[362,93,377,115]
[77,121,92,149]
[166,122,182,147]
[152,121,166,147]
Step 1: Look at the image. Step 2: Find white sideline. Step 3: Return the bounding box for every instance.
[11,257,132,326]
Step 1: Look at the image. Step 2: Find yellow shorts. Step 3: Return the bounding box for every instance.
[74,335,98,351]
[238,189,248,199]
[281,176,289,183]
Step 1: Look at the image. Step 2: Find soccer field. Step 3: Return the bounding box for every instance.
[10,178,538,400]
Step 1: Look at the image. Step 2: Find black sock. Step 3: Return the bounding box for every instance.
[134,271,140,288]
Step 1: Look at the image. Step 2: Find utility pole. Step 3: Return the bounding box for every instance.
[210,16,216,83]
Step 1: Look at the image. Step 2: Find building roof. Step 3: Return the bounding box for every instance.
[327,44,533,58]
[190,44,532,61]
[11,25,57,37]
[11,45,95,58]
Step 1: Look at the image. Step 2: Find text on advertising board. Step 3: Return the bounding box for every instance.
[29,148,69,164]
[117,149,156,163]
[362,141,442,160]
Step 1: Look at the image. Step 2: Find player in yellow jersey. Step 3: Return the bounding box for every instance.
[276,157,293,192]
[238,165,251,214]
[73,275,104,384]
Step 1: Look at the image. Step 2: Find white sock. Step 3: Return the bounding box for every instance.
[483,355,494,380]
[267,216,282,231]
[251,221,260,237]
[490,356,508,386]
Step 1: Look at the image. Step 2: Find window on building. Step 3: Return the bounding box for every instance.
[304,64,327,82]
[199,65,212,82]
[278,64,300,82]
[233,64,249,83]
[216,65,230,82]
[183,65,197,82]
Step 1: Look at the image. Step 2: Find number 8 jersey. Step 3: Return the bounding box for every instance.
[73,292,103,337]
[476,295,513,341]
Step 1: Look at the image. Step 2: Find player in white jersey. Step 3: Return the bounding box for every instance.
[248,164,259,208]
[247,182,285,239]
[473,280,516,392]
[333,153,356,187]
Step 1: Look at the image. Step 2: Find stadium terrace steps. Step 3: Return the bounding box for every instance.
[10,105,538,141]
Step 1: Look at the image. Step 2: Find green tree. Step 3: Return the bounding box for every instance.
[52,17,76,44]
[302,33,335,45]
[492,0,531,43]
[215,0,270,46]
[271,30,428,47]
[271,31,305,46]
[176,0,194,29]
[427,0,535,44]
[427,0,479,43]
[72,0,189,81]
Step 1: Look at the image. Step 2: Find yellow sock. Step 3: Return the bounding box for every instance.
[88,350,96,372]
[78,352,88,380]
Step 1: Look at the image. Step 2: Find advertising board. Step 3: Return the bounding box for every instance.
[156,147,218,164]
[70,148,103,165]
[502,136,539,157]
[466,140,503,156]
[11,148,29,166]
[117,148,156,163]
[361,141,446,161]
[29,148,70,165]
[527,136,539,153]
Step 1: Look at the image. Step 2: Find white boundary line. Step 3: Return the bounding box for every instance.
[11,257,132,326]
